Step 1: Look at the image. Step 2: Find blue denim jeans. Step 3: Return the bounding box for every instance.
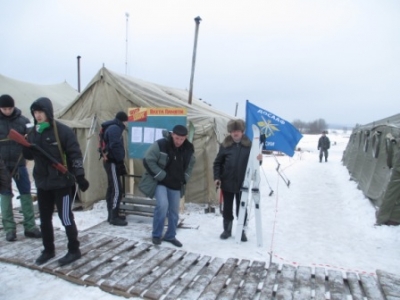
[152,185,181,240]
[1,165,31,195]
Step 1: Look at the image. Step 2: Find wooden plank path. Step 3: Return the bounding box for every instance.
[0,223,399,299]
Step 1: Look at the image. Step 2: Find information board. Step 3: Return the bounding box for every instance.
[127,107,187,158]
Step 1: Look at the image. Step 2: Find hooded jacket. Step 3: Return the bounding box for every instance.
[101,119,126,163]
[22,97,85,190]
[0,107,30,167]
[213,134,252,193]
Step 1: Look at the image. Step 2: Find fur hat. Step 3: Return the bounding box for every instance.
[227,119,245,133]
[0,94,15,108]
[115,111,128,122]
[172,125,188,136]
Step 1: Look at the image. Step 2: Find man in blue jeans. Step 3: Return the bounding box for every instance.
[139,125,195,247]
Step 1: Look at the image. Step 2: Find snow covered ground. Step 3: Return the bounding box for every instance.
[1,131,400,300]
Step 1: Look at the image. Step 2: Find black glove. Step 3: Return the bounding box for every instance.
[116,162,127,176]
[76,175,89,192]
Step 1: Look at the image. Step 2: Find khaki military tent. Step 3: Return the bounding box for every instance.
[58,67,234,209]
[342,113,400,224]
[0,73,78,117]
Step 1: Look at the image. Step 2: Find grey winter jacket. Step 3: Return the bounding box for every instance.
[139,135,195,198]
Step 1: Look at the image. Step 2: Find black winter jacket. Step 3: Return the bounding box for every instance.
[213,135,252,193]
[318,136,330,150]
[0,107,30,167]
[22,97,85,190]
[101,119,126,163]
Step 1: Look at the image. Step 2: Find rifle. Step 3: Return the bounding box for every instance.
[8,129,69,175]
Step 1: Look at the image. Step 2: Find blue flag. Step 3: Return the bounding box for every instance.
[245,100,303,157]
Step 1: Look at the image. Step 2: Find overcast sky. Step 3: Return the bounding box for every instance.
[1,0,399,127]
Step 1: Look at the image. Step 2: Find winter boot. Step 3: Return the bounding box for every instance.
[20,194,41,236]
[115,202,126,220]
[6,230,17,242]
[110,209,128,226]
[35,250,55,265]
[25,227,42,238]
[220,219,232,239]
[58,249,81,266]
[241,230,248,242]
[1,195,16,237]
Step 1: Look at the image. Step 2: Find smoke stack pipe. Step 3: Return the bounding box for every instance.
[188,16,202,105]
[77,55,81,93]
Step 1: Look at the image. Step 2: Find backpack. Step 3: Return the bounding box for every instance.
[98,125,110,160]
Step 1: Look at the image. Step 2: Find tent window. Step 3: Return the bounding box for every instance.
[358,132,363,148]
[371,131,381,158]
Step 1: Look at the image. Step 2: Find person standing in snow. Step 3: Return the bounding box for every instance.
[139,125,195,248]
[213,119,262,242]
[318,131,330,162]
[22,97,89,266]
[0,94,42,242]
[101,111,129,226]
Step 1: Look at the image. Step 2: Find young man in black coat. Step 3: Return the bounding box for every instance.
[23,97,89,266]
[101,111,129,226]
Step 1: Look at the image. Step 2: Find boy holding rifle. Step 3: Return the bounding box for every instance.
[21,97,89,266]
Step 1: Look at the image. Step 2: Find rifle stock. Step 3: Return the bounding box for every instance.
[8,129,69,174]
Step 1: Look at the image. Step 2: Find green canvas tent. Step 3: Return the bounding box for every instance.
[57,67,234,209]
[0,73,78,117]
[342,113,400,225]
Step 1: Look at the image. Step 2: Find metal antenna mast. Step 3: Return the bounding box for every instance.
[125,12,129,75]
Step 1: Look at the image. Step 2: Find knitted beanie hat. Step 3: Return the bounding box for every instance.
[116,111,128,122]
[0,94,15,108]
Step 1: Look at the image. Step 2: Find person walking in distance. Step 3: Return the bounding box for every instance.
[22,97,90,266]
[100,111,129,226]
[0,94,41,242]
[213,119,262,242]
[139,125,195,247]
[318,131,330,162]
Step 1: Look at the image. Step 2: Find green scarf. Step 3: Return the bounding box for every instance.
[36,122,50,133]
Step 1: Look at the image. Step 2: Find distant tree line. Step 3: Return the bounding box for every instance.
[292,118,330,134]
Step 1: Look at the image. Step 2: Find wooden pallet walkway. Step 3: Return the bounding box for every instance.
[0,223,399,299]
